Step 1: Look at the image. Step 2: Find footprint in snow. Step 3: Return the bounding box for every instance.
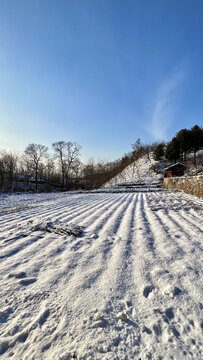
[142,325,152,334]
[165,308,174,320]
[0,306,13,323]
[143,285,154,298]
[19,278,37,286]
[39,309,50,327]
[0,340,9,356]
[8,271,27,279]
[8,271,37,286]
[173,287,182,297]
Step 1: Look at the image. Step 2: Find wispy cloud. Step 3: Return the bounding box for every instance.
[148,70,184,141]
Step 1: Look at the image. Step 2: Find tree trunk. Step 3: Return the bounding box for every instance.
[35,170,38,190]
[194,151,196,166]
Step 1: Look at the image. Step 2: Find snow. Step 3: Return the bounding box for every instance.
[0,191,203,359]
[104,154,163,187]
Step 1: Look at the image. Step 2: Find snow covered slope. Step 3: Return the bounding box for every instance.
[0,191,203,359]
[105,154,163,187]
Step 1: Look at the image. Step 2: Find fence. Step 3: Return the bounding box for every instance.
[163,175,203,197]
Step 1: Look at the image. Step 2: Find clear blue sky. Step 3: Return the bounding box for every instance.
[0,0,203,161]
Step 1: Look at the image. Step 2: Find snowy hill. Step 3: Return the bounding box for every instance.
[105,149,203,188]
[105,153,164,187]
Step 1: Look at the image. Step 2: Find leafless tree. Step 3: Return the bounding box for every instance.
[52,141,81,188]
[52,141,67,187]
[65,142,81,186]
[45,157,55,182]
[24,144,48,190]
[0,150,17,191]
[131,138,144,161]
[72,159,82,185]
[143,144,152,161]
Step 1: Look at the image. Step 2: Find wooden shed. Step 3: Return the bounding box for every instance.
[164,163,186,178]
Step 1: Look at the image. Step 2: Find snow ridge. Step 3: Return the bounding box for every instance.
[0,191,202,359]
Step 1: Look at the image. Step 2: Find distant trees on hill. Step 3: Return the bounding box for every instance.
[0,124,202,192]
[164,125,203,164]
[82,139,160,188]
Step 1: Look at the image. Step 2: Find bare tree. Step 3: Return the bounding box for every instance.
[52,141,81,188]
[131,138,144,161]
[83,159,95,188]
[52,141,67,187]
[65,142,81,186]
[20,156,34,188]
[45,157,55,182]
[143,144,153,162]
[72,159,82,186]
[0,150,17,191]
[24,144,48,190]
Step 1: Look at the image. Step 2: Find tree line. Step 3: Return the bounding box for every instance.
[0,138,159,191]
[153,125,203,165]
[0,125,202,192]
[0,141,82,191]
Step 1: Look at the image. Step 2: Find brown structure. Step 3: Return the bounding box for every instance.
[163,175,203,197]
[164,163,186,178]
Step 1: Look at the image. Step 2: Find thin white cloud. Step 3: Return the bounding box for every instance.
[148,70,184,141]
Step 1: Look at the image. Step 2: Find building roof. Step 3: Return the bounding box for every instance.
[163,162,186,171]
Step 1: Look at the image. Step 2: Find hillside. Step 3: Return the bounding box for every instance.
[105,153,164,187]
[104,149,203,189]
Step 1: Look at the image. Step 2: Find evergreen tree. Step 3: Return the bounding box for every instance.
[190,125,203,165]
[153,143,165,161]
[165,137,181,162]
[175,129,193,162]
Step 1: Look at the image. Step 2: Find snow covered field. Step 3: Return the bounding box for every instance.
[0,191,203,359]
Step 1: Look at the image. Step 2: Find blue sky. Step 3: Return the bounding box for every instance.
[0,0,203,161]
